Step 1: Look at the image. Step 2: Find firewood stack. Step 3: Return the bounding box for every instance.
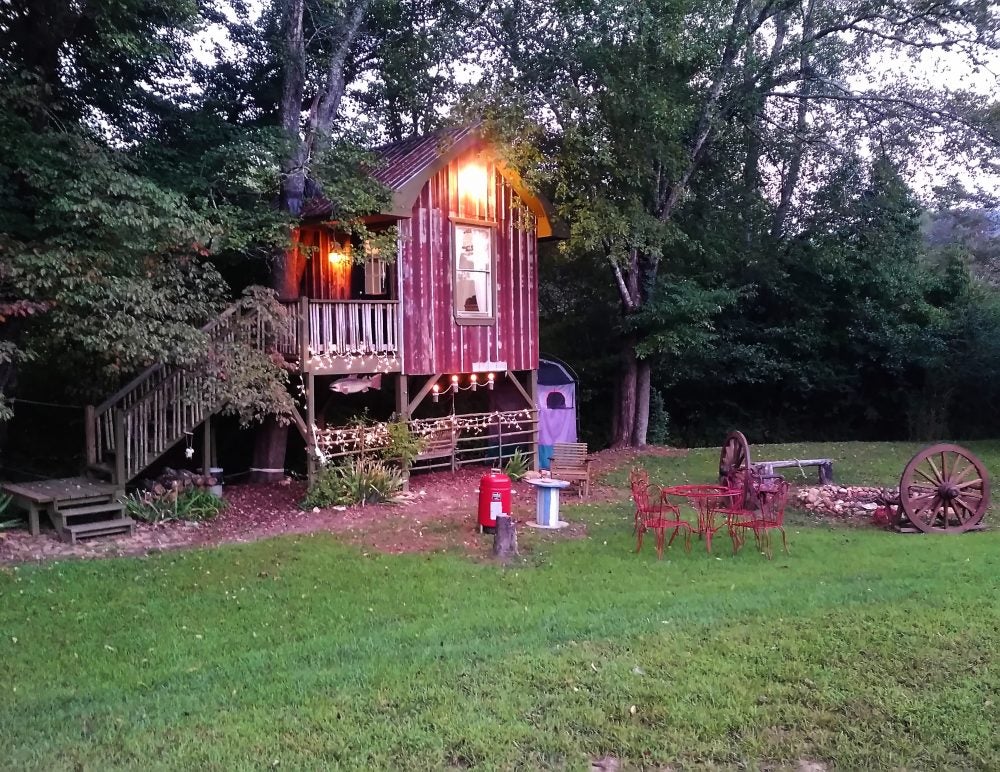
[141,467,219,498]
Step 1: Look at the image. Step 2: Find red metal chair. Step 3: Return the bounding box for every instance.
[634,484,693,559]
[629,467,650,533]
[728,475,790,559]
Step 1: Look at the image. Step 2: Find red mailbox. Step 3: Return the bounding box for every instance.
[478,472,511,533]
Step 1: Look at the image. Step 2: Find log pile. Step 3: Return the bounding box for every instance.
[796,484,897,520]
[141,467,219,498]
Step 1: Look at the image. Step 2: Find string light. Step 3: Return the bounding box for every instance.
[314,410,536,456]
[432,384,440,403]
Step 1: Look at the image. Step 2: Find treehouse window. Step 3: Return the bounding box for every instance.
[453,221,495,323]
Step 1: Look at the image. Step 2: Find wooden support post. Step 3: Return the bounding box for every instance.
[505,370,534,408]
[407,374,443,415]
[528,369,539,471]
[396,374,411,491]
[113,409,126,487]
[305,371,317,486]
[298,296,310,369]
[819,461,834,485]
[202,416,212,477]
[84,405,97,467]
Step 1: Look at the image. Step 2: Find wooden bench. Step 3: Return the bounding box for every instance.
[753,458,833,485]
[550,442,592,496]
[414,428,458,471]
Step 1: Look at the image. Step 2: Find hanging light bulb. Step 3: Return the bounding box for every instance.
[451,374,459,393]
[487,372,495,390]
[432,384,440,403]
[470,374,478,391]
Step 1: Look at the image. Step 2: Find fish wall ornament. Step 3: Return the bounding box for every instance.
[329,373,383,395]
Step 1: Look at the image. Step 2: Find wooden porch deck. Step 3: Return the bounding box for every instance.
[277,299,402,374]
[2,477,132,542]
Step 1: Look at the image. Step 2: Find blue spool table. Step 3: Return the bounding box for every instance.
[526,478,571,529]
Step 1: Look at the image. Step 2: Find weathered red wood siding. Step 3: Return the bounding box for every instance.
[400,153,539,375]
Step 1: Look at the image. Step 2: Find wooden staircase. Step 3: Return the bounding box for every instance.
[1,302,280,543]
[85,302,267,487]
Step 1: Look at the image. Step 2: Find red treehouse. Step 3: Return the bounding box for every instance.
[276,124,562,478]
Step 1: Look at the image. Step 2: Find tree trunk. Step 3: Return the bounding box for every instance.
[493,514,518,561]
[251,417,289,483]
[253,0,369,481]
[612,342,638,449]
[633,358,651,447]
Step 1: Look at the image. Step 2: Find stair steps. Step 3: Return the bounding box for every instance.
[48,497,133,544]
[64,518,135,543]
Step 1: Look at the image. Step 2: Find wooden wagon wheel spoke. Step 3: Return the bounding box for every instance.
[925,455,944,485]
[899,444,990,533]
[952,460,976,484]
[914,468,939,486]
[952,497,977,522]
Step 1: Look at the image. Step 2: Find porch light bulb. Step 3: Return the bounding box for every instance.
[432,384,440,403]
[470,374,478,391]
[458,162,488,203]
[451,374,459,393]
[487,372,495,390]
[328,248,348,265]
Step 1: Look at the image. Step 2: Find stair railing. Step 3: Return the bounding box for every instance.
[85,302,265,484]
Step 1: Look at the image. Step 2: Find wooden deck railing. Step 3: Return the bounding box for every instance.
[278,299,400,361]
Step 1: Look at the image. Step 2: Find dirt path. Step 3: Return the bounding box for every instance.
[0,447,684,564]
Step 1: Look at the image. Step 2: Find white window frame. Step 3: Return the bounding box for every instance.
[452,219,497,324]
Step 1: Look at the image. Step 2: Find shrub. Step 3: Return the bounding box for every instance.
[123,488,226,524]
[503,448,530,481]
[301,459,404,508]
[379,419,426,471]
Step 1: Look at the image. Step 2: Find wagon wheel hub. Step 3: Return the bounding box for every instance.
[938,482,960,501]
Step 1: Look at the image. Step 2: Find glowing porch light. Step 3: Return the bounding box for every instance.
[451,374,459,393]
[487,372,495,390]
[432,384,440,403]
[458,162,488,205]
[328,243,349,265]
[470,374,478,391]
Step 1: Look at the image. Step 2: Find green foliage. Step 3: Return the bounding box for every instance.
[123,487,226,525]
[502,448,530,481]
[301,459,404,508]
[377,419,426,471]
[647,389,669,445]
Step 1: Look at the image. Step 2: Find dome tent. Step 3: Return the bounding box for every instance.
[537,356,578,470]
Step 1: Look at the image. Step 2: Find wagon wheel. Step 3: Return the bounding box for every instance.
[899,444,990,533]
[719,431,753,506]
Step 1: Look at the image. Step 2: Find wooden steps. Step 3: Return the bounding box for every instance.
[46,488,134,544]
[63,518,135,543]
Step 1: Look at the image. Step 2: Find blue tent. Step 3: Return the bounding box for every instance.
[536,357,578,469]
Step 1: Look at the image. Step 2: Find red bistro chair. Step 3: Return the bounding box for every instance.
[634,484,693,559]
[728,476,790,559]
[629,467,650,533]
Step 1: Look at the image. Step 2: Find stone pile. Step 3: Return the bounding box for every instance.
[795,484,897,520]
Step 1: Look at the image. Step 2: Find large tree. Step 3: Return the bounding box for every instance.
[472,0,1000,447]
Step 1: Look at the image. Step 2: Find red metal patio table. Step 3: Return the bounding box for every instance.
[661,484,742,554]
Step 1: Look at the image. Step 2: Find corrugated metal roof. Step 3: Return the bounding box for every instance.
[370,123,480,191]
[299,123,481,220]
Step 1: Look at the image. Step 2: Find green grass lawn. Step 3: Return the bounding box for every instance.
[3,441,1000,770]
